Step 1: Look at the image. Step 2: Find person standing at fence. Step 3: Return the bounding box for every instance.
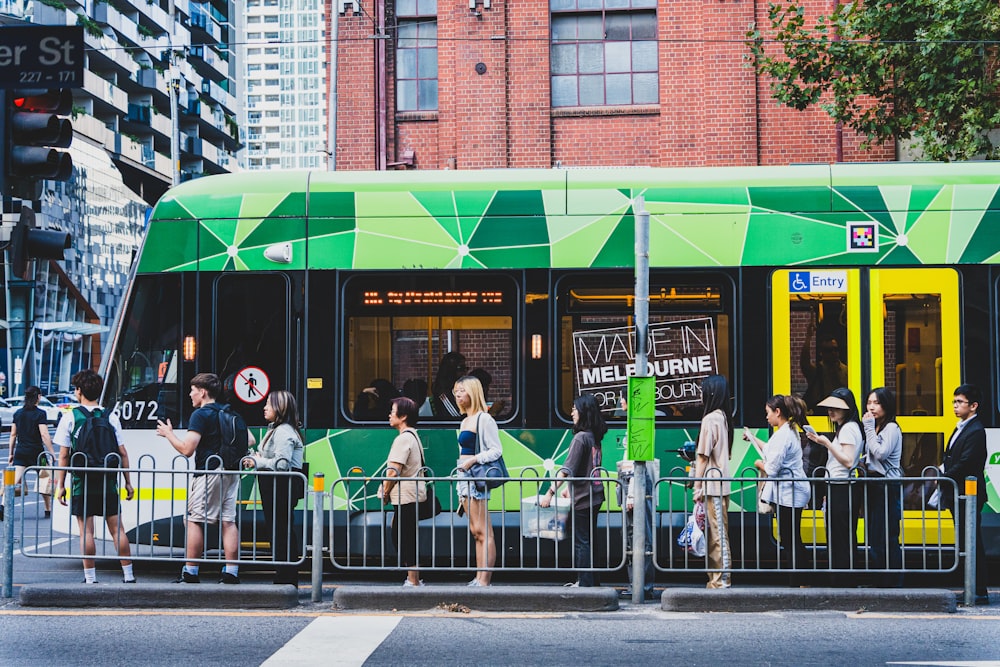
[54,370,136,584]
[941,384,989,604]
[693,375,733,589]
[381,396,426,587]
[247,389,304,586]
[453,375,502,586]
[862,387,903,587]
[806,388,862,586]
[157,372,249,585]
[3,386,56,521]
[748,395,811,586]
[541,393,606,588]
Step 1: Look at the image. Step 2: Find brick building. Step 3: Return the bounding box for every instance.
[327,0,894,171]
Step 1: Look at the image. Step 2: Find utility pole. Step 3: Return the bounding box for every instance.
[168,0,180,186]
[631,196,651,604]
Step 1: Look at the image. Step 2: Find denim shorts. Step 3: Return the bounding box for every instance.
[455,466,489,501]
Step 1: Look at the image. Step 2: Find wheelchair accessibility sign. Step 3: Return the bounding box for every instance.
[788,270,847,294]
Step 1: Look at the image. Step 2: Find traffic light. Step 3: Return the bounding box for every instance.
[3,88,74,197]
[8,205,71,279]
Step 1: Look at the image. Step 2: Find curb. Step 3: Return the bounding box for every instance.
[333,585,620,612]
[660,587,957,613]
[19,583,300,609]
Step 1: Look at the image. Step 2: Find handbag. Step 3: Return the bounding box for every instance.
[470,414,508,492]
[412,432,442,520]
[677,500,707,557]
[757,478,774,514]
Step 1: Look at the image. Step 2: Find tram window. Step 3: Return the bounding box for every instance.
[901,431,944,510]
[342,273,518,422]
[792,297,849,415]
[556,274,733,420]
[214,273,291,427]
[882,294,943,417]
[106,274,183,429]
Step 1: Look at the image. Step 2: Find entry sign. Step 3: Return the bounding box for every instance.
[0,26,84,88]
[626,375,655,461]
[234,366,269,404]
[788,270,848,294]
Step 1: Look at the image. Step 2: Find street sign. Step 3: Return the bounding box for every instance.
[0,26,84,89]
[233,366,269,404]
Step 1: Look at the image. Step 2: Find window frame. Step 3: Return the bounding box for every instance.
[395,4,439,113]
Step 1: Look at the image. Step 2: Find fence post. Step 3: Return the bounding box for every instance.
[3,467,14,598]
[311,472,325,603]
[964,476,977,607]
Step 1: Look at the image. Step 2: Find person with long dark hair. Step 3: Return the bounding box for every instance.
[248,389,305,586]
[693,375,733,588]
[381,396,426,587]
[541,393,606,587]
[806,387,862,585]
[3,386,56,520]
[862,386,903,586]
[746,395,811,586]
[431,352,468,418]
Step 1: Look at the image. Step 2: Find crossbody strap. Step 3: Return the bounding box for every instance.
[473,413,483,455]
[406,430,427,478]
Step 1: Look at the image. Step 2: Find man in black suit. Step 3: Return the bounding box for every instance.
[941,384,989,604]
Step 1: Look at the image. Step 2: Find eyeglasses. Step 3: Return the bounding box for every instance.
[952,399,969,405]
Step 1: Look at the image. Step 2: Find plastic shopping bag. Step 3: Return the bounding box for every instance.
[677,501,707,557]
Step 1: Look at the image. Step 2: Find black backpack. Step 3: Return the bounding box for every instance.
[215,404,249,471]
[73,407,120,468]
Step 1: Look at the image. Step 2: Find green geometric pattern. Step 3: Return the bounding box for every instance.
[142,164,1000,273]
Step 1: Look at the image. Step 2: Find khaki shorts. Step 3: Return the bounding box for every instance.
[187,473,239,524]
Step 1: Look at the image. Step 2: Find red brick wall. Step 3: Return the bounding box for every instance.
[329,0,895,170]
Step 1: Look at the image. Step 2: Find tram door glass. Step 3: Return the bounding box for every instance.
[555,273,733,420]
[107,274,183,429]
[341,273,517,422]
[869,268,960,510]
[213,273,291,427]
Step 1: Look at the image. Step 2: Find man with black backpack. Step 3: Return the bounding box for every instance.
[54,369,136,584]
[156,372,251,584]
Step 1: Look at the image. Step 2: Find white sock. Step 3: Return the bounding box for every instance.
[224,565,239,576]
[122,564,134,581]
[184,565,199,576]
[84,567,97,584]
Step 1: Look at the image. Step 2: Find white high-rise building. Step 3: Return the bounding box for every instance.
[240,0,327,170]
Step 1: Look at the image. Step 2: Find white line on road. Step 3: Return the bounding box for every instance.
[19,538,69,554]
[262,615,402,666]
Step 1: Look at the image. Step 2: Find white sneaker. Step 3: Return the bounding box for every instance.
[402,579,425,587]
[467,579,483,587]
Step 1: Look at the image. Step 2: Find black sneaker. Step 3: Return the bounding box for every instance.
[219,572,240,585]
[173,571,200,584]
[123,579,137,584]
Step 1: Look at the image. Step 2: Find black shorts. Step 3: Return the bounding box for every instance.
[70,474,120,518]
[11,445,44,467]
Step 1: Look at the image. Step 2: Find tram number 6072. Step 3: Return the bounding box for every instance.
[116,400,159,422]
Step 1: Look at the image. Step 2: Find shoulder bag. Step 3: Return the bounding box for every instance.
[410,432,442,520]
[469,413,509,492]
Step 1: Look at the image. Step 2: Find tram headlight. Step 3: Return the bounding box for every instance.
[183,335,197,361]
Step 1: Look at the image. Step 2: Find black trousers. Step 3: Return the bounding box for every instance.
[391,502,420,569]
[258,473,301,584]
[776,504,809,586]
[572,505,601,587]
[865,477,903,586]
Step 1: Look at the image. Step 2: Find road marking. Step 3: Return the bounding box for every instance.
[889,662,1000,666]
[262,616,401,666]
[19,537,69,554]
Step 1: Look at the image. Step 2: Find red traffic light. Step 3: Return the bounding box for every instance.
[12,89,72,115]
[5,88,74,184]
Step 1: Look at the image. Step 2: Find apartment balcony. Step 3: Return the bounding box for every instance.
[73,113,117,154]
[188,45,228,84]
[137,0,171,35]
[190,7,222,44]
[84,70,129,115]
[201,78,236,115]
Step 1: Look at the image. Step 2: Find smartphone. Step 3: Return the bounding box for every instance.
[803,425,817,435]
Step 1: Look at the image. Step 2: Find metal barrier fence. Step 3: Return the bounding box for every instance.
[328,468,627,575]
[654,466,961,580]
[12,457,308,569]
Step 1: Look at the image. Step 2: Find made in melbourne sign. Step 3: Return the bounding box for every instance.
[573,317,718,413]
[0,26,84,88]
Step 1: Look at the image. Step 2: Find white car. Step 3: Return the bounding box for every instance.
[0,398,14,430]
[5,396,63,424]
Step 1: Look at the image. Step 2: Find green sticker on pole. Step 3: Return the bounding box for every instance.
[626,375,655,461]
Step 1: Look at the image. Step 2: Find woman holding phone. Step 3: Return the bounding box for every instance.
[862,387,903,586]
[745,395,811,585]
[805,387,863,586]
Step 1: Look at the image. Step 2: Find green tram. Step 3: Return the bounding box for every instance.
[98,163,1000,566]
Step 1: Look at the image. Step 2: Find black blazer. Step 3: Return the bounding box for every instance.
[941,416,987,511]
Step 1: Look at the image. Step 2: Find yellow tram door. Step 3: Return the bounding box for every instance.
[868,268,961,545]
[772,269,864,543]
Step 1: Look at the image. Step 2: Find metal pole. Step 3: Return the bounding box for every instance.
[964,476,977,606]
[311,473,325,603]
[632,196,649,605]
[3,467,15,598]
[168,0,180,187]
[327,4,339,171]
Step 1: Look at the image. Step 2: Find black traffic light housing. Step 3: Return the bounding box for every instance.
[2,88,74,198]
[9,204,71,279]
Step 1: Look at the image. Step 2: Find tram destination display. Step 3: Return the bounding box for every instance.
[573,317,718,413]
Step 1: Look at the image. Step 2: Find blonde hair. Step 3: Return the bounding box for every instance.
[454,375,489,416]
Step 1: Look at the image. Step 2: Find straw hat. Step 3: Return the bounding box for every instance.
[816,394,850,410]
